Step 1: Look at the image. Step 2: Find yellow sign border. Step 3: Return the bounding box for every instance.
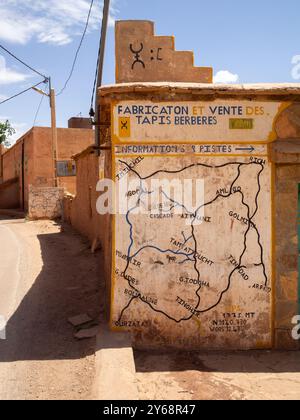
[110,151,274,348]
[111,100,292,145]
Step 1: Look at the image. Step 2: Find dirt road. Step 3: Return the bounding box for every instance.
[135,350,300,400]
[1,216,299,401]
[0,217,103,400]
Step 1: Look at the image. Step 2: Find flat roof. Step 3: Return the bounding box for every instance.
[99,82,300,97]
[1,126,94,157]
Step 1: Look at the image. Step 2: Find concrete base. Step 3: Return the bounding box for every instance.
[93,327,139,401]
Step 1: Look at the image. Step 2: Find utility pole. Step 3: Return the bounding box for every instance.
[94,0,110,155]
[32,79,58,187]
[50,88,58,187]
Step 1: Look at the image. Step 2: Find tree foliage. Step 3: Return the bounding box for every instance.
[0,120,15,148]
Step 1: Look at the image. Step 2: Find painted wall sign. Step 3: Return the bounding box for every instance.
[111,149,273,349]
[112,100,289,144]
[114,143,268,156]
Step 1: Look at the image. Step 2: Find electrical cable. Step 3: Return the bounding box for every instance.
[89,42,100,117]
[89,0,110,119]
[33,94,45,126]
[33,77,51,126]
[0,44,48,80]
[0,79,48,106]
[56,0,95,96]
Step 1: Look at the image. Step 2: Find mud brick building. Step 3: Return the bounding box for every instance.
[64,21,300,350]
[0,125,93,211]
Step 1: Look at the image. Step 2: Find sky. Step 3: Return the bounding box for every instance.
[0,0,300,143]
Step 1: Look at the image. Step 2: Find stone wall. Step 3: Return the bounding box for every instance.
[28,186,64,220]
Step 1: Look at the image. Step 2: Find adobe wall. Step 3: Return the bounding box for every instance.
[32,127,94,195]
[2,141,23,182]
[115,21,212,84]
[58,127,94,194]
[0,178,19,209]
[270,137,300,349]
[0,144,7,181]
[0,127,93,211]
[63,146,111,248]
[1,130,35,209]
[63,143,112,315]
[98,82,300,350]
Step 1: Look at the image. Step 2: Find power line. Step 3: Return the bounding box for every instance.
[90,0,110,118]
[33,94,45,126]
[92,0,110,156]
[0,80,48,106]
[0,44,48,80]
[56,0,95,96]
[33,78,50,125]
[90,37,101,116]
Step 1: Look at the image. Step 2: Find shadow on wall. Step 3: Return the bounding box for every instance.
[0,223,104,362]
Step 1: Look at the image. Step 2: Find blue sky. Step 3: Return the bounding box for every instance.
[0,0,300,142]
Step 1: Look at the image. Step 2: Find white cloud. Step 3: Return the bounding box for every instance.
[214,70,239,84]
[9,122,29,143]
[0,94,8,101]
[0,0,117,46]
[0,55,31,85]
[291,55,300,80]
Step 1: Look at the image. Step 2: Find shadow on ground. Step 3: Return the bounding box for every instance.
[0,220,104,362]
[1,216,299,376]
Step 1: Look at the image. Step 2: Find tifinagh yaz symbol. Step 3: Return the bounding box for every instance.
[119,117,130,138]
[130,43,145,70]
[121,120,128,130]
